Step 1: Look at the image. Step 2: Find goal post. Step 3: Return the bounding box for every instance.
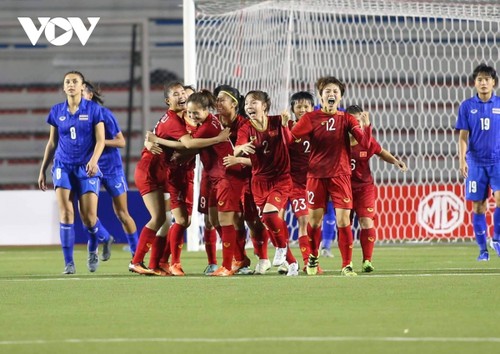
[186,0,500,243]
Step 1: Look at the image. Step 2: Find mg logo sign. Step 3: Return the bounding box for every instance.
[18,17,100,46]
[417,191,465,234]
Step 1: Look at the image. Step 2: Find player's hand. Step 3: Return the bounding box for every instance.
[396,160,408,172]
[86,161,99,177]
[216,128,231,143]
[38,171,47,191]
[239,141,255,155]
[223,155,239,167]
[359,111,370,127]
[145,131,158,143]
[281,110,291,127]
[144,140,163,155]
[459,160,468,178]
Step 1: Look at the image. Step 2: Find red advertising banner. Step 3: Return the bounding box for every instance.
[376,184,496,241]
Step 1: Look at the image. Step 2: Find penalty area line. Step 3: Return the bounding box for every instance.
[1,336,500,345]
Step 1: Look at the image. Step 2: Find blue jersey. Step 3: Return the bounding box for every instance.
[47,99,104,165]
[456,94,500,166]
[99,107,124,176]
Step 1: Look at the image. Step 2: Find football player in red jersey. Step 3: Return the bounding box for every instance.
[235,90,299,276]
[279,91,320,274]
[291,76,372,276]
[346,105,407,273]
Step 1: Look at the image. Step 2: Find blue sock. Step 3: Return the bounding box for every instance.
[126,231,138,255]
[60,223,75,265]
[493,207,500,241]
[322,201,337,248]
[472,213,487,252]
[92,219,110,243]
[85,223,100,253]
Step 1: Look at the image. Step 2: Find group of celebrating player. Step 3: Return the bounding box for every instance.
[39,70,408,276]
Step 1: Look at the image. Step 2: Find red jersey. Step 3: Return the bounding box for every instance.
[350,136,382,188]
[291,109,371,178]
[222,114,252,180]
[153,109,190,169]
[193,114,241,179]
[236,115,291,182]
[287,120,310,188]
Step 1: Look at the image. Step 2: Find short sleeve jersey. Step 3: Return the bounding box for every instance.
[291,109,371,178]
[193,114,240,179]
[236,115,291,181]
[350,137,382,189]
[98,106,123,176]
[154,109,189,169]
[47,99,104,165]
[456,93,500,166]
[287,119,310,188]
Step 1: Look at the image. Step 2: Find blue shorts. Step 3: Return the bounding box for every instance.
[465,164,500,201]
[52,160,102,197]
[101,172,128,198]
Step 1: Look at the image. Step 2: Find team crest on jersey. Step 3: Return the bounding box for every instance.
[58,115,66,121]
[218,201,225,206]
[343,198,351,203]
[367,207,374,212]
[79,114,89,120]
[492,108,500,114]
[274,196,281,203]
[470,109,478,114]
[360,151,367,157]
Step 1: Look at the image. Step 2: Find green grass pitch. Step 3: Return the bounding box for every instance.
[0,243,499,354]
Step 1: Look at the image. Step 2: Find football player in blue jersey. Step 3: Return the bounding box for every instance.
[82,81,138,258]
[456,63,500,261]
[38,71,112,274]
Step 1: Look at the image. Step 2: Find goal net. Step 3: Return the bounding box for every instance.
[191,0,500,242]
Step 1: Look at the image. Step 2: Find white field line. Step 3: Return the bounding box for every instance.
[1,271,500,282]
[1,336,500,346]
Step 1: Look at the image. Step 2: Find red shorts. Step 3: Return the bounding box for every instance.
[251,174,292,213]
[288,185,308,218]
[306,175,353,210]
[216,177,245,213]
[198,172,217,214]
[166,167,194,214]
[134,154,165,196]
[352,184,376,219]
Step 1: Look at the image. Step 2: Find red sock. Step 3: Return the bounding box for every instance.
[159,228,171,264]
[298,235,311,265]
[262,212,287,248]
[220,225,236,270]
[234,229,247,262]
[169,223,186,264]
[360,228,376,261]
[148,236,166,269]
[307,223,322,257]
[204,228,217,265]
[132,227,156,264]
[337,225,354,267]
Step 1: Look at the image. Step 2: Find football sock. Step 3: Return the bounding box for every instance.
[92,219,111,243]
[234,228,247,262]
[132,226,156,264]
[306,223,322,257]
[337,225,354,267]
[60,223,75,265]
[125,231,138,255]
[148,236,166,269]
[220,225,236,270]
[360,228,376,261]
[169,223,186,264]
[204,227,218,264]
[472,213,487,252]
[262,211,287,248]
[85,223,99,253]
[298,235,311,265]
[493,208,500,241]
